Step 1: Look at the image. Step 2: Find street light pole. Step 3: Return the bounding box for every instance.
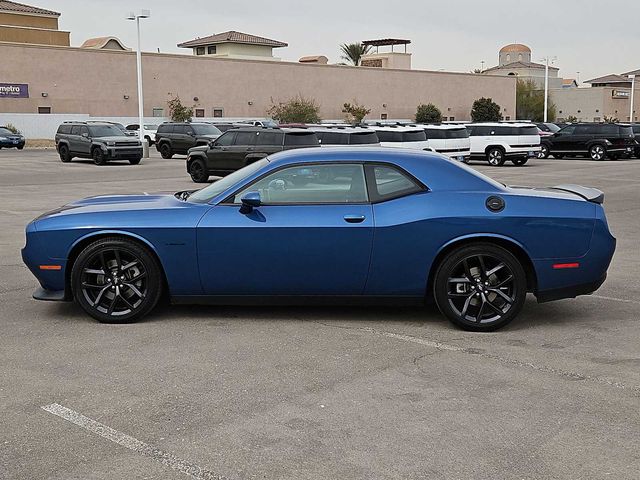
[629,75,636,123]
[543,57,549,122]
[127,10,150,149]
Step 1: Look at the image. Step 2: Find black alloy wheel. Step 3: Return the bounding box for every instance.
[189,158,209,183]
[486,148,506,166]
[538,144,549,159]
[160,143,173,159]
[589,144,606,161]
[59,144,71,162]
[92,147,107,165]
[434,244,527,331]
[512,157,528,166]
[71,237,162,323]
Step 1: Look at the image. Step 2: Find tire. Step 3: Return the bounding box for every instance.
[144,136,153,146]
[17,145,24,150]
[129,157,142,165]
[433,243,527,332]
[538,144,549,159]
[589,144,606,161]
[71,237,163,323]
[92,147,107,165]
[189,158,209,183]
[159,143,173,159]
[486,148,506,166]
[58,144,71,163]
[512,157,528,166]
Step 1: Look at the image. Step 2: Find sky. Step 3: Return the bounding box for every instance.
[32,0,640,84]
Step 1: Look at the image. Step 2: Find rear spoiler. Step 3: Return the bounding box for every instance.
[550,184,604,204]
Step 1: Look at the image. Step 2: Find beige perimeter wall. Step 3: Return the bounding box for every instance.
[0,43,516,121]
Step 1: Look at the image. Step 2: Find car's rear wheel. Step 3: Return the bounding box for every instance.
[17,145,24,150]
[434,243,527,332]
[589,144,606,161]
[189,158,209,183]
[486,148,506,166]
[71,237,163,323]
[92,147,107,165]
[159,143,173,159]
[59,144,71,163]
[538,144,549,159]
[512,157,528,166]
[129,157,142,165]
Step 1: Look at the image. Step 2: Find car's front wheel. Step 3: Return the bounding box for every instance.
[486,148,506,166]
[71,237,163,323]
[92,147,107,165]
[589,144,606,161]
[512,157,528,166]
[189,158,209,183]
[538,144,549,159]
[433,243,527,332]
[129,157,142,165]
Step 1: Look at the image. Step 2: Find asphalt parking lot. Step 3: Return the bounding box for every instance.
[1,149,639,479]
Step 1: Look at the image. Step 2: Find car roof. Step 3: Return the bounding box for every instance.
[469,122,535,127]
[417,124,468,130]
[368,125,425,132]
[307,126,374,134]
[266,146,436,166]
[225,126,313,134]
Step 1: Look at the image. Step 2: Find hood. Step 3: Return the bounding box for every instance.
[35,192,178,221]
[189,145,209,154]
[93,136,140,143]
[197,134,220,140]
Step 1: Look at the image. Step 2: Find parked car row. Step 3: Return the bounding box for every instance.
[538,123,637,160]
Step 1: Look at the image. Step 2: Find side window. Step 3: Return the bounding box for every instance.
[559,125,576,135]
[215,132,235,146]
[80,126,89,137]
[366,165,423,202]
[574,125,591,135]
[256,131,283,146]
[494,126,513,136]
[57,124,71,134]
[234,131,256,146]
[70,125,81,135]
[173,125,185,134]
[233,164,368,204]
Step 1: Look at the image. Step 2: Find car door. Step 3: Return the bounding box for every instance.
[227,131,257,169]
[550,125,576,153]
[206,131,235,171]
[182,125,197,152]
[570,125,592,154]
[78,125,92,156]
[196,163,374,296]
[254,130,283,157]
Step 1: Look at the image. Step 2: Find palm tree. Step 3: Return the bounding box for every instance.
[339,42,371,66]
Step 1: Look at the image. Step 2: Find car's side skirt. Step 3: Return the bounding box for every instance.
[171,295,426,307]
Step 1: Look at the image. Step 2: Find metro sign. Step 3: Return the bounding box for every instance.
[0,83,29,98]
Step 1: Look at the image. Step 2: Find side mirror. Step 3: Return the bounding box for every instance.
[81,132,89,138]
[240,191,261,213]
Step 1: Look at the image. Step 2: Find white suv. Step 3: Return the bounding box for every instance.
[419,124,470,162]
[369,126,433,151]
[466,123,540,166]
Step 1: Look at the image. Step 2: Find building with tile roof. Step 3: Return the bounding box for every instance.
[178,30,288,61]
[0,0,69,46]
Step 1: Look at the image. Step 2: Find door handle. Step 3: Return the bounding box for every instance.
[344,215,366,223]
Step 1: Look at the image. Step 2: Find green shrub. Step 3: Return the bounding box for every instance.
[267,95,321,123]
[167,95,193,122]
[342,101,370,124]
[470,97,503,122]
[415,103,442,123]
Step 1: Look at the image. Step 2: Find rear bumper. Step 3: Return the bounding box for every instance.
[535,273,606,303]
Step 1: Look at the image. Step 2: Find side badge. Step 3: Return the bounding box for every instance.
[486,196,505,213]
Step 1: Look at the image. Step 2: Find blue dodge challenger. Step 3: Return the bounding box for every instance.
[22,148,616,331]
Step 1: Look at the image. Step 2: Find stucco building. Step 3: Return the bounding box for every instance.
[0,0,68,46]
[481,44,562,89]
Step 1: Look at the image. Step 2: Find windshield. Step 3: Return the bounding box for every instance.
[545,123,560,133]
[0,127,14,135]
[88,125,125,137]
[192,124,222,135]
[188,158,269,203]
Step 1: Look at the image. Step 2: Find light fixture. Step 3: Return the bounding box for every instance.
[247,101,254,106]
[193,96,199,102]
[123,94,130,100]
[382,103,387,108]
[41,92,48,97]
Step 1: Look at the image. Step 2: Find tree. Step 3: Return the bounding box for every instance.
[470,68,482,74]
[267,95,321,123]
[4,123,21,134]
[167,95,193,122]
[565,115,578,123]
[339,42,371,66]
[470,97,503,122]
[516,79,557,122]
[603,115,619,123]
[415,103,442,123]
[342,100,370,124]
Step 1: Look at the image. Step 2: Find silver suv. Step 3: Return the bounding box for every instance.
[55,122,143,165]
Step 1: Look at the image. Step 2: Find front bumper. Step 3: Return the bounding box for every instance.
[0,139,25,148]
[106,146,143,159]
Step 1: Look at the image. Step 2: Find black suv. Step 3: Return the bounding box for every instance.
[155,122,221,159]
[55,122,143,165]
[186,127,320,182]
[539,123,637,160]
[631,124,640,158]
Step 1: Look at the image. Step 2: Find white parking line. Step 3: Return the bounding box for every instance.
[591,294,640,306]
[41,403,227,480]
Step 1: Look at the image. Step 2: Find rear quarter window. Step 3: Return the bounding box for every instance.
[349,132,378,144]
[402,131,427,142]
[57,124,71,134]
[618,126,634,137]
[156,124,173,134]
[518,126,539,136]
[284,132,319,146]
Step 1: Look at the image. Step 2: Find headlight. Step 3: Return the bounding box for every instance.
[0,136,7,141]
[106,141,115,146]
